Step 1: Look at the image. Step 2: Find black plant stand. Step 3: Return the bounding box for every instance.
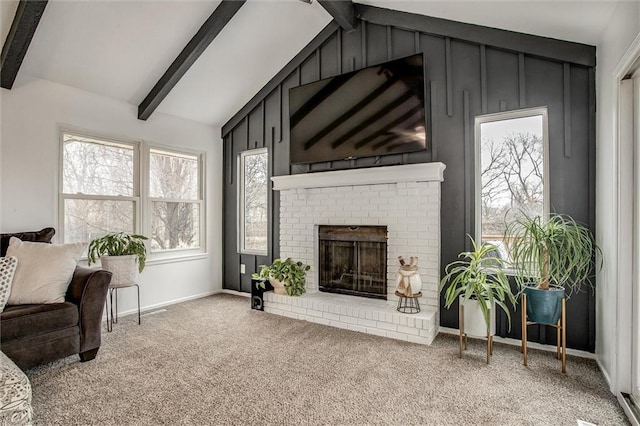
[396,291,421,313]
[106,283,140,332]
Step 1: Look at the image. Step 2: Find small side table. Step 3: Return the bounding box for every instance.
[521,293,567,373]
[106,282,140,332]
[395,291,422,314]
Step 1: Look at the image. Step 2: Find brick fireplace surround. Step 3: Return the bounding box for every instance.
[264,162,446,345]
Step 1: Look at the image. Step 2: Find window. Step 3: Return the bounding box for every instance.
[60,130,205,258]
[149,148,202,252]
[475,107,549,259]
[239,148,268,254]
[61,132,139,244]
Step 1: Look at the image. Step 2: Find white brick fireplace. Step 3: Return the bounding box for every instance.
[264,162,446,345]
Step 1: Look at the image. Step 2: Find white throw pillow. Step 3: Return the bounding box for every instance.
[0,256,18,312]
[6,237,85,304]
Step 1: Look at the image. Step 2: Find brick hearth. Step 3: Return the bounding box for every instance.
[268,162,446,345]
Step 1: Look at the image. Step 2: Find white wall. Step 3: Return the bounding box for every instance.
[596,1,640,392]
[0,78,223,314]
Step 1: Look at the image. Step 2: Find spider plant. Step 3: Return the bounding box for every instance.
[504,213,600,295]
[440,236,517,331]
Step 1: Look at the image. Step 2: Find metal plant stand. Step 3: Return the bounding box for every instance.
[521,293,567,373]
[106,283,140,332]
[395,291,422,313]
[458,303,493,364]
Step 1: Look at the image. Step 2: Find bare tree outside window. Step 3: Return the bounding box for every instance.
[240,149,268,254]
[62,134,137,244]
[149,149,201,251]
[476,111,547,260]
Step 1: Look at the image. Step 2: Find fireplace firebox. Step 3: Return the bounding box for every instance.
[318,225,387,299]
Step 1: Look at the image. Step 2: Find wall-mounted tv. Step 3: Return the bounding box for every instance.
[289,53,426,165]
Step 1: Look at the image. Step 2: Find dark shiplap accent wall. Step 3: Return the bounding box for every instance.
[221,6,596,351]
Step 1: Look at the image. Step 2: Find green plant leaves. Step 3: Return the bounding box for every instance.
[439,235,517,331]
[251,257,310,296]
[87,232,148,273]
[504,213,601,296]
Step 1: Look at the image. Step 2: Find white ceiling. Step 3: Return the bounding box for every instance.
[0,0,623,128]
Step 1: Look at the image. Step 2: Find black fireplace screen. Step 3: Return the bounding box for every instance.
[318,225,387,299]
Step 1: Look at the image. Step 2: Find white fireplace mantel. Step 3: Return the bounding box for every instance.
[271,162,446,191]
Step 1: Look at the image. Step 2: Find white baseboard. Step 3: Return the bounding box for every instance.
[596,357,614,392]
[220,289,250,298]
[105,290,223,319]
[438,326,596,359]
[619,393,640,426]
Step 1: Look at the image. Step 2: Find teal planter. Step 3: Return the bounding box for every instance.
[523,284,565,325]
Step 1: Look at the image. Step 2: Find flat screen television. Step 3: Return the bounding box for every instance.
[289,52,426,165]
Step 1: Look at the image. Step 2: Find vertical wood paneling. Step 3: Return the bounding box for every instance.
[244,117,249,150]
[220,15,596,351]
[361,21,367,67]
[386,26,392,60]
[320,32,339,79]
[249,104,263,148]
[316,48,321,80]
[278,84,283,143]
[391,27,414,59]
[366,23,386,66]
[519,53,526,108]
[261,100,266,148]
[445,37,453,117]
[227,134,233,184]
[563,62,572,158]
[587,66,596,351]
[430,81,437,160]
[337,30,343,74]
[480,45,487,114]
[486,47,518,114]
[463,90,471,251]
[341,24,361,71]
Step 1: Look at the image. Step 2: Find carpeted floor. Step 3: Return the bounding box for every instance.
[27,293,627,425]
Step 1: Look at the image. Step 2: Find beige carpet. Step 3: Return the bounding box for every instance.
[27,294,627,425]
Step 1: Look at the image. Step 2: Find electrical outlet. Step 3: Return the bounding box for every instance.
[240,264,246,274]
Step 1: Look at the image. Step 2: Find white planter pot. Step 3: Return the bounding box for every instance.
[100,255,138,287]
[460,296,496,338]
[268,276,287,295]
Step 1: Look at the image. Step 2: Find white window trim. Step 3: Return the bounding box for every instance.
[58,128,207,263]
[58,128,141,245]
[143,144,206,258]
[238,147,269,256]
[474,106,550,273]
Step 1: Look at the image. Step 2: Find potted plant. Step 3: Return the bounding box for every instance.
[504,213,601,325]
[88,232,148,286]
[252,258,310,296]
[439,236,517,338]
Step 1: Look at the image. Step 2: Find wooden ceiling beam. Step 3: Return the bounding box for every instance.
[138,0,246,121]
[318,0,357,33]
[1,1,48,90]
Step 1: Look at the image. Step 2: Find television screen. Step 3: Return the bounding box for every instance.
[289,53,426,165]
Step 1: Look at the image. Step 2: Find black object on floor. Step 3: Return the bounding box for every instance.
[251,278,273,311]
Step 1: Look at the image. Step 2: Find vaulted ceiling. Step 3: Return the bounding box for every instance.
[0,0,621,128]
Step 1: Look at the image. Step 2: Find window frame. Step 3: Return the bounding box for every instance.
[144,145,205,256]
[238,147,269,256]
[59,128,141,245]
[58,128,206,262]
[474,106,550,260]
